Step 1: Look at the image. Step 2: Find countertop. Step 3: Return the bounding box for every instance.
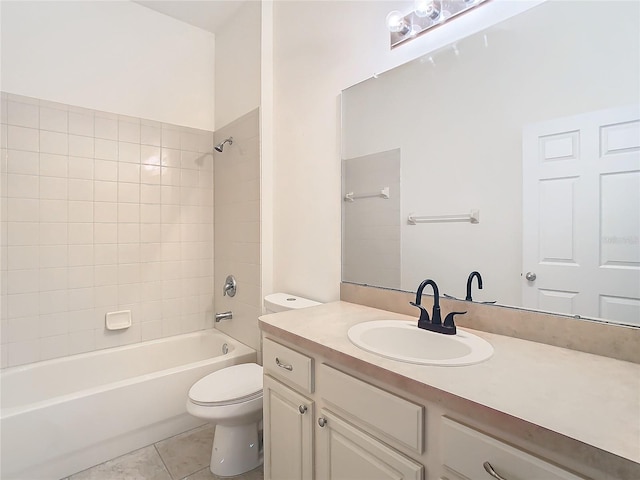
[258,301,640,469]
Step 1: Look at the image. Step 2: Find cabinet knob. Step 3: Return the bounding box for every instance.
[483,462,508,480]
[298,405,307,414]
[318,417,327,427]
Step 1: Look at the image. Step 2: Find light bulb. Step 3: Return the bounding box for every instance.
[386,10,409,34]
[414,0,434,18]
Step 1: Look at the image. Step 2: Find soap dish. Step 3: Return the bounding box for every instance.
[105,310,132,330]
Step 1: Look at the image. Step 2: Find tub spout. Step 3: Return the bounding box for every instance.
[215,311,233,322]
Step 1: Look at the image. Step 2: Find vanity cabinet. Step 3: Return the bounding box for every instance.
[262,338,424,480]
[262,335,590,480]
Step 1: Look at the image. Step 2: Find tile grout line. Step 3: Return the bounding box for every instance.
[153,442,176,480]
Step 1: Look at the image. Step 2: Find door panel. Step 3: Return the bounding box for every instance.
[263,375,313,480]
[316,410,423,480]
[523,105,640,325]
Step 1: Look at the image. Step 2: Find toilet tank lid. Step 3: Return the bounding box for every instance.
[264,293,321,312]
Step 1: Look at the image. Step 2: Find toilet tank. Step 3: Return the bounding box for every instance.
[264,293,321,313]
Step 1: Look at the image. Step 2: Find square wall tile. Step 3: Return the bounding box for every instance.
[7,174,39,198]
[69,245,94,266]
[40,267,68,292]
[7,150,38,175]
[40,130,68,155]
[7,198,39,222]
[119,142,140,163]
[118,121,140,144]
[94,202,118,222]
[39,176,67,200]
[141,125,161,146]
[7,316,39,342]
[95,116,118,140]
[69,135,94,157]
[7,339,40,366]
[68,157,94,179]
[69,112,94,137]
[95,159,118,181]
[38,245,68,269]
[7,222,39,246]
[95,138,117,160]
[8,102,39,128]
[40,107,68,133]
[40,153,68,178]
[7,269,39,294]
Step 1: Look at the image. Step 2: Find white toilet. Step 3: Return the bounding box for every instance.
[186,293,320,477]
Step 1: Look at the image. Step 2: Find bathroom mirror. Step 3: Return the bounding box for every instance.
[341,0,640,326]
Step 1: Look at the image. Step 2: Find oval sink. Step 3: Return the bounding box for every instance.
[347,320,493,366]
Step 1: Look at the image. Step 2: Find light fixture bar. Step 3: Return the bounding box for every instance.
[389,0,489,49]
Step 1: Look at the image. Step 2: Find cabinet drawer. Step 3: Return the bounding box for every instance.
[263,338,314,393]
[319,364,423,453]
[442,417,584,480]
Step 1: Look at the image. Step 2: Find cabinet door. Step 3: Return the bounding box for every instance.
[263,374,314,480]
[316,410,423,480]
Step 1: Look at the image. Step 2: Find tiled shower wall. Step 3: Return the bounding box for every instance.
[213,109,261,356]
[0,93,215,368]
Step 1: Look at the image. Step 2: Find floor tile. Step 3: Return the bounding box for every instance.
[155,424,215,480]
[69,445,171,480]
[183,465,264,480]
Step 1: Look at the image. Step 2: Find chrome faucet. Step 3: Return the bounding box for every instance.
[215,311,233,322]
[410,278,466,335]
[466,271,483,301]
[223,275,237,297]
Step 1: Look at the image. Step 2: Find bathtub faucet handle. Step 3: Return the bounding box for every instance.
[215,311,233,322]
[223,275,237,297]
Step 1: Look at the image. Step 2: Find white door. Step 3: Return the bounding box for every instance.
[522,105,640,325]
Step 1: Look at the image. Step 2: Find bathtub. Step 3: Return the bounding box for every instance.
[0,329,256,480]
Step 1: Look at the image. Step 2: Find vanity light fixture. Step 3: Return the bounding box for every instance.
[387,0,489,48]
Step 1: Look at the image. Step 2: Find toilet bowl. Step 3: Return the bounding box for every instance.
[186,293,321,477]
[186,363,263,477]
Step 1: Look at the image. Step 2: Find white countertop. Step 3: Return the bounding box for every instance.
[259,301,640,467]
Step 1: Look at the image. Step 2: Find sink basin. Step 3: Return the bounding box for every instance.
[347,320,493,366]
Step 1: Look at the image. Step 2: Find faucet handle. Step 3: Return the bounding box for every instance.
[444,311,466,328]
[410,301,431,326]
[222,275,237,297]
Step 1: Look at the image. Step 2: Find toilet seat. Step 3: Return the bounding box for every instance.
[188,363,263,407]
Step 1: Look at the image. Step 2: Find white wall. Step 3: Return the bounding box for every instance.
[215,0,261,129]
[0,1,215,130]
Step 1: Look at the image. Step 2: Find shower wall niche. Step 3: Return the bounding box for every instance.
[1,93,216,368]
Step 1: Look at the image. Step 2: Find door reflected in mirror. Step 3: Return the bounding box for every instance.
[341,1,640,326]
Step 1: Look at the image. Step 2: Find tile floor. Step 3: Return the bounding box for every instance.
[63,425,264,480]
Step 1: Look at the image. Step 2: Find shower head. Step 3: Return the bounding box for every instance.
[214,137,233,153]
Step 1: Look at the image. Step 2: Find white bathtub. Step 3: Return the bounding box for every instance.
[0,329,256,480]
